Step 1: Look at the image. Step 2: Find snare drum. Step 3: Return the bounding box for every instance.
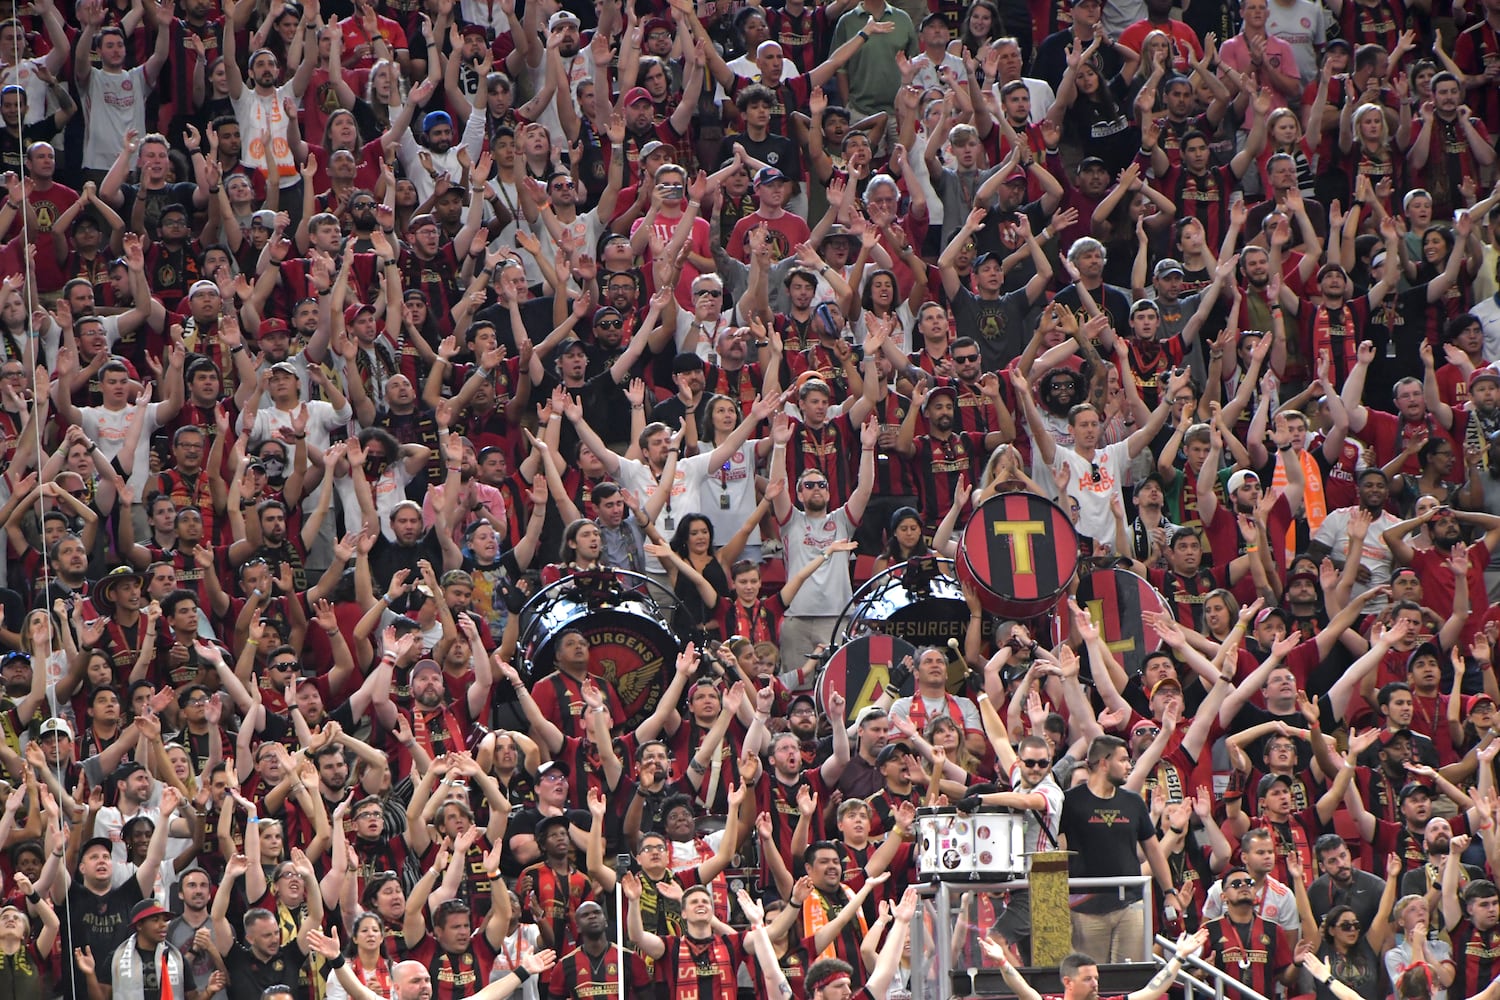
[916,807,1027,880]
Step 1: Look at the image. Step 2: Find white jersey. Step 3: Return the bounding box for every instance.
[81,66,148,171]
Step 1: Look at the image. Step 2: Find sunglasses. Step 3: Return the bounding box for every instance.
[270,660,298,671]
[1089,462,1101,483]
[1226,878,1254,889]
[953,354,980,363]
[596,319,623,329]
[350,200,377,209]
[800,480,829,490]
[1020,758,1050,768]
[1136,726,1161,737]
[694,288,723,298]
[1335,921,1361,930]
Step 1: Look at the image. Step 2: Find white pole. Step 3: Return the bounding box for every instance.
[616,869,626,999]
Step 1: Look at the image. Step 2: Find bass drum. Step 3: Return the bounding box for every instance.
[836,558,980,693]
[519,571,678,731]
[816,633,918,728]
[1051,568,1169,677]
[957,492,1079,618]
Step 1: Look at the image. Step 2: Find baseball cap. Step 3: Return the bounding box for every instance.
[269,361,299,377]
[188,279,220,298]
[672,351,704,373]
[79,836,115,859]
[754,166,788,187]
[422,111,453,133]
[251,210,277,229]
[1399,781,1433,802]
[411,658,442,678]
[1257,773,1293,798]
[1378,728,1413,746]
[789,693,816,713]
[1316,262,1348,282]
[1078,155,1109,172]
[1255,606,1291,629]
[39,718,73,740]
[923,384,959,410]
[343,302,376,325]
[639,140,667,161]
[593,305,622,324]
[537,759,570,779]
[621,86,653,107]
[1470,368,1500,392]
[1003,170,1029,185]
[460,22,488,38]
[547,11,580,30]
[257,318,290,338]
[1149,677,1182,699]
[559,338,590,356]
[875,742,913,765]
[1154,258,1186,279]
[1130,299,1161,316]
[1466,693,1497,715]
[1226,469,1260,494]
[972,251,1002,269]
[1133,472,1165,497]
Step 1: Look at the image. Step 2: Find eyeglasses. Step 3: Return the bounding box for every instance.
[1020,758,1050,768]
[1335,921,1361,930]
[1136,726,1161,737]
[694,288,723,298]
[275,870,303,881]
[186,697,209,707]
[800,480,829,490]
[0,370,24,378]
[953,354,980,363]
[551,180,576,190]
[639,843,667,853]
[1226,878,1254,889]
[790,706,817,715]
[596,319,622,329]
[1089,462,1101,483]
[350,200,377,209]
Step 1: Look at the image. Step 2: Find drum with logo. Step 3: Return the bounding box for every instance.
[1051,568,1169,677]
[956,493,1079,618]
[519,570,677,731]
[815,633,918,727]
[916,807,1026,880]
[836,558,985,691]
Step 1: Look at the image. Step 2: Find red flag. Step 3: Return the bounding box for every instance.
[160,952,173,1000]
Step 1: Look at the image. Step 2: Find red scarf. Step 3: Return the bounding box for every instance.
[1310,301,1357,384]
[672,934,737,1000]
[907,692,966,734]
[1259,816,1312,886]
[725,598,776,645]
[524,862,591,950]
[690,838,732,922]
[409,703,466,758]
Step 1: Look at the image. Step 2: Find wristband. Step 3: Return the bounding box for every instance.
[324,953,346,973]
[26,891,40,903]
[247,816,260,825]
[857,30,869,40]
[514,968,532,985]
[246,638,259,646]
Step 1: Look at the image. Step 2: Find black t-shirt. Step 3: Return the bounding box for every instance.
[1059,783,1155,913]
[68,879,144,990]
[120,182,201,240]
[368,529,446,597]
[0,119,62,174]
[473,297,557,354]
[224,940,308,1000]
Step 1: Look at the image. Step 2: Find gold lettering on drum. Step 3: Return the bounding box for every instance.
[856,661,891,708]
[992,520,1046,573]
[594,631,652,653]
[1086,599,1138,654]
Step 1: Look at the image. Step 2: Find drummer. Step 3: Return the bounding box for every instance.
[887,645,988,759]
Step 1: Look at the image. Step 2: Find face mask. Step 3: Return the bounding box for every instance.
[260,456,287,478]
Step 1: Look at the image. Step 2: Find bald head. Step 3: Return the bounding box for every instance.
[392,962,433,1000]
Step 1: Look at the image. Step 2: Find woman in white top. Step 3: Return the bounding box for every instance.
[850,266,928,354]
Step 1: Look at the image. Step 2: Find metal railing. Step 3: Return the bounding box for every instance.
[913,875,1157,999]
[1153,934,1274,1000]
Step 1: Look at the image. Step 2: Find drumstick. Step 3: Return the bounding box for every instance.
[948,638,970,677]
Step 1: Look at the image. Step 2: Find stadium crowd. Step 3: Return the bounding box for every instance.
[3,0,1500,996]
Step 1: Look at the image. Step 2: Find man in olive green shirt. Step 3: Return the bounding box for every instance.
[831,3,918,118]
